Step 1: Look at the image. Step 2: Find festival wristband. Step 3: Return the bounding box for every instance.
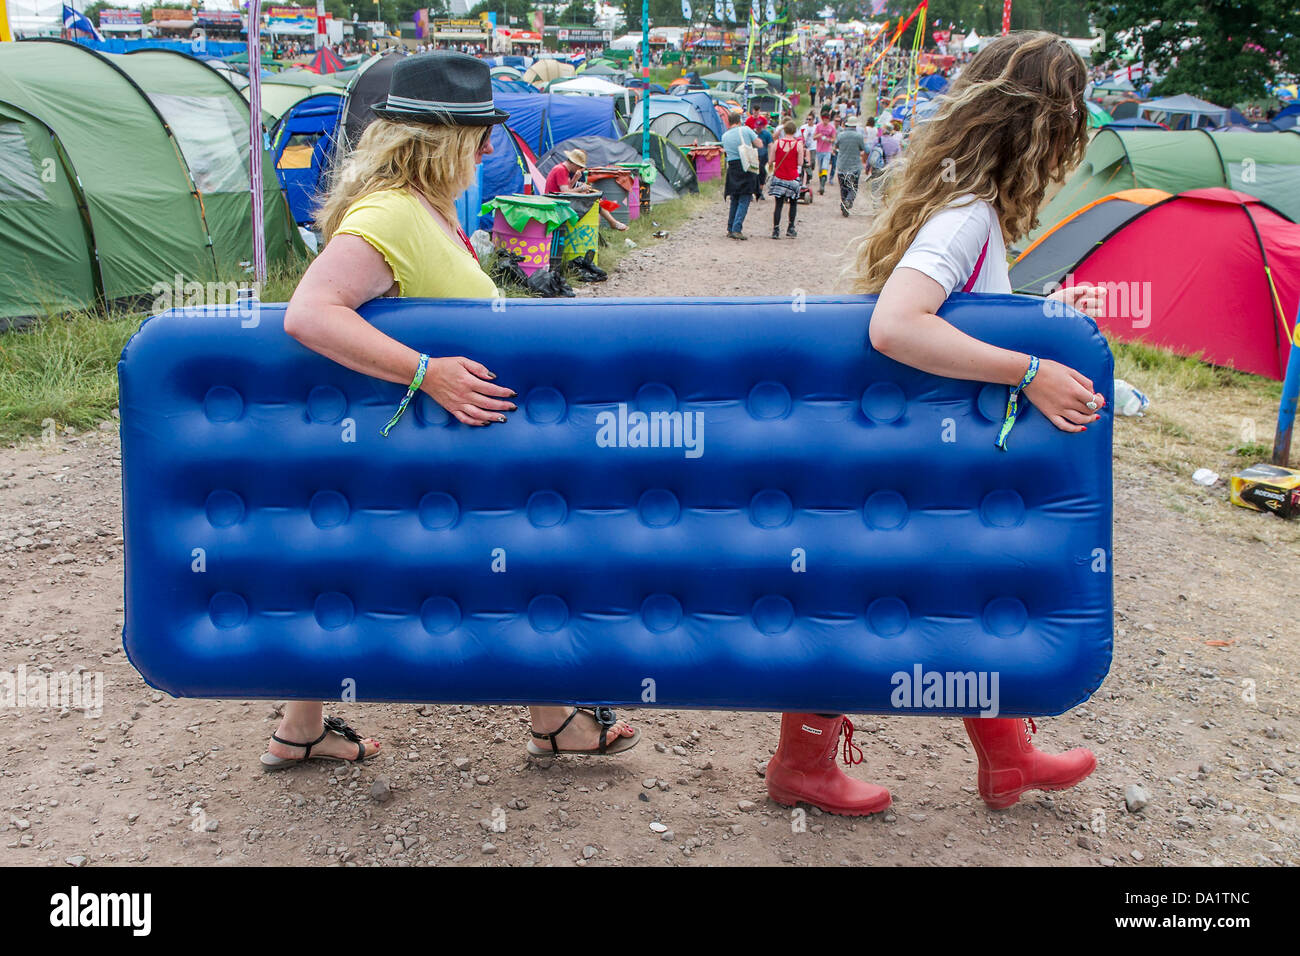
[380,353,430,437]
[994,355,1040,452]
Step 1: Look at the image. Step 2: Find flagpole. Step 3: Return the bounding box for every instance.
[641,0,649,162]
[248,0,267,283]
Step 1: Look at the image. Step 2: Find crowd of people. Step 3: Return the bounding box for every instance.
[720,99,906,238]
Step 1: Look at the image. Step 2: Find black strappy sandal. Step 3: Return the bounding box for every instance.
[526,706,641,757]
[260,716,375,771]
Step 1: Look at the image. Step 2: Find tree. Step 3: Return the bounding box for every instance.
[467,0,535,22]
[1087,0,1300,105]
[558,0,595,25]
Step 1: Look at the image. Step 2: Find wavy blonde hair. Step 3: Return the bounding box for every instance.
[848,31,1089,293]
[317,119,486,240]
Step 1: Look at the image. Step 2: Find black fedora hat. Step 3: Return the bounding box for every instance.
[371,52,509,127]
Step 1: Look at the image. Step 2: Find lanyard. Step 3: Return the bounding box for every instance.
[456,225,479,263]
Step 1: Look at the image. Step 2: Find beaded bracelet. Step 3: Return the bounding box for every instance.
[381,353,430,437]
[994,355,1040,451]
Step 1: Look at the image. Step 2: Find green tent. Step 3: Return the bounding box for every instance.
[1085,100,1112,128]
[1032,128,1300,242]
[0,40,304,321]
[0,101,98,318]
[113,50,303,276]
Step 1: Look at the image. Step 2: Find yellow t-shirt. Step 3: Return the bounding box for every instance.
[334,188,497,299]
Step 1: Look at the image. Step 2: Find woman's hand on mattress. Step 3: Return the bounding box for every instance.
[422,356,517,426]
[1046,284,1106,318]
[1022,358,1103,433]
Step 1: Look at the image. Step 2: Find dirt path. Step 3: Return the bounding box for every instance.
[2,184,1297,868]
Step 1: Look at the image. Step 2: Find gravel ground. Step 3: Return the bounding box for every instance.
[1,182,1297,867]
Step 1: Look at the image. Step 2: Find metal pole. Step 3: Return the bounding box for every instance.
[1273,307,1300,466]
[247,0,266,283]
[641,0,650,161]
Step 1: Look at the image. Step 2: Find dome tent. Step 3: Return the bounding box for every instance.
[660,119,716,148]
[1046,188,1300,380]
[0,39,301,321]
[619,131,697,195]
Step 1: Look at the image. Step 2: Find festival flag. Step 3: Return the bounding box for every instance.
[864,0,926,75]
[1001,0,1011,35]
[0,0,12,42]
[724,0,735,21]
[713,0,723,20]
[62,4,104,41]
[765,0,775,21]
[681,0,691,20]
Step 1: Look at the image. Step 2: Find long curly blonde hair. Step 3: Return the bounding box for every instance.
[317,119,485,240]
[848,31,1089,294]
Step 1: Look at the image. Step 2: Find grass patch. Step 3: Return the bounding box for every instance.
[0,310,142,443]
[0,260,310,444]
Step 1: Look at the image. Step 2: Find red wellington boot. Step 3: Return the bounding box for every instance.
[962,717,1097,810]
[765,713,892,816]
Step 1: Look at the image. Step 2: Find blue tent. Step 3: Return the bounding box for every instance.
[671,89,724,140]
[270,93,344,226]
[920,73,948,93]
[494,92,618,156]
[492,77,537,94]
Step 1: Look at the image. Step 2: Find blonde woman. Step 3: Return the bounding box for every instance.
[766,33,1107,815]
[263,53,638,768]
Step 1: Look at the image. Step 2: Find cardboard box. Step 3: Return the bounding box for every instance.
[1229,463,1300,518]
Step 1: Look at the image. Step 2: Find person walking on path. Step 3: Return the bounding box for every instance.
[721,109,760,239]
[813,110,836,194]
[767,119,805,238]
[765,32,1105,817]
[834,116,868,216]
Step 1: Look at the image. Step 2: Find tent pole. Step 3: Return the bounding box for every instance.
[1274,304,1300,467]
[641,0,650,162]
[248,0,267,284]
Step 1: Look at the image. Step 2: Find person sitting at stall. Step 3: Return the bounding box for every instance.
[544,148,628,232]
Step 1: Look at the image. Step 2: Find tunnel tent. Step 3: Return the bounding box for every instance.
[1030,128,1300,242]
[0,101,98,322]
[0,38,216,313]
[117,49,305,270]
[0,39,304,320]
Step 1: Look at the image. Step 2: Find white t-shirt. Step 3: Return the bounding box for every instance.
[798,123,816,150]
[896,197,1009,296]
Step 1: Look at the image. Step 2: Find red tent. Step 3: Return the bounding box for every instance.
[305,47,346,75]
[1061,188,1300,380]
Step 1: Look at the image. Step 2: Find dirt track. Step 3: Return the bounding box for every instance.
[2,181,1298,868]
